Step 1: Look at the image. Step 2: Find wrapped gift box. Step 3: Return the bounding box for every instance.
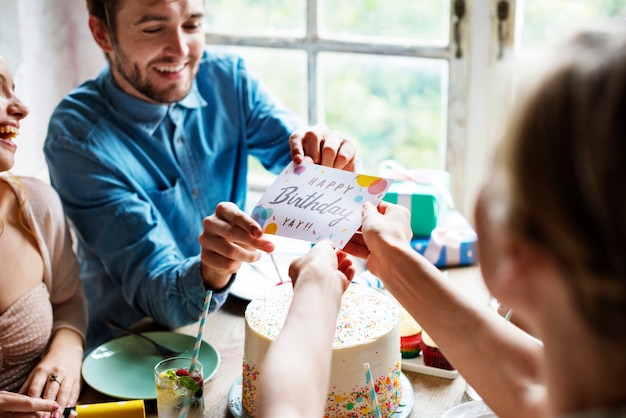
[382,176,454,237]
[379,162,453,237]
[410,210,478,267]
[383,181,442,237]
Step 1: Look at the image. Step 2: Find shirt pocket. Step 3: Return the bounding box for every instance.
[146,179,200,254]
[146,178,182,206]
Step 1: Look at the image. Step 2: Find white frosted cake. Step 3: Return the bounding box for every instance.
[242,283,402,417]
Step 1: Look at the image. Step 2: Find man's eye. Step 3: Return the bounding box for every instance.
[143,27,164,34]
[184,21,204,31]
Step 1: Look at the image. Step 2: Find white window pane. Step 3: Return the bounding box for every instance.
[320,53,448,173]
[518,0,626,51]
[204,0,306,36]
[321,0,450,46]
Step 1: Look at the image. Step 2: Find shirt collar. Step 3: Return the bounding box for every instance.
[102,68,207,136]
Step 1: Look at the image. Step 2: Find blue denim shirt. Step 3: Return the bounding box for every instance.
[44,48,302,350]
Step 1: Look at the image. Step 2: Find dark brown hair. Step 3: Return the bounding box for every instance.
[86,0,121,35]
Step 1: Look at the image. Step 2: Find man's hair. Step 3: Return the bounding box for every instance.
[86,0,121,35]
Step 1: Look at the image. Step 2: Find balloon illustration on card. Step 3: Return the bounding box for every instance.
[251,162,392,249]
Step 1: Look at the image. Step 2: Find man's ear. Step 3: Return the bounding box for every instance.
[88,15,114,53]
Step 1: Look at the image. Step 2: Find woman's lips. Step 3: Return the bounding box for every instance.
[0,137,17,152]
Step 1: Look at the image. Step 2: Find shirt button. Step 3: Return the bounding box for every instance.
[177,137,183,144]
[192,189,199,197]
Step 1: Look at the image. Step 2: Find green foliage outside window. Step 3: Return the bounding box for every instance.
[321,53,445,172]
[206,0,626,179]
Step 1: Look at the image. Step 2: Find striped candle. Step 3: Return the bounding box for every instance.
[190,289,212,373]
[363,362,381,418]
[504,308,514,321]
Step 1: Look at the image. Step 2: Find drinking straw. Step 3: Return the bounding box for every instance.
[190,289,212,373]
[363,363,382,418]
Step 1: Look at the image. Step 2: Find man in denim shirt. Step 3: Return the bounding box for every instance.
[44,0,356,351]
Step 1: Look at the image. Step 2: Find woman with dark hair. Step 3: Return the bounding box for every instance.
[264,26,626,418]
[352,26,626,417]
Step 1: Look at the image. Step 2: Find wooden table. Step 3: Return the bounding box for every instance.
[79,265,489,417]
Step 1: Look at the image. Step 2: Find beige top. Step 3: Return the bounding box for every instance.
[0,174,87,391]
[0,284,53,390]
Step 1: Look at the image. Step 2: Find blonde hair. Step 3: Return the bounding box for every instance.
[0,173,38,242]
[499,27,626,340]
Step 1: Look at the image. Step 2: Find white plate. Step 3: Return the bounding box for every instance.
[228,372,414,417]
[230,236,311,300]
[442,400,497,418]
[231,236,380,301]
[401,354,459,379]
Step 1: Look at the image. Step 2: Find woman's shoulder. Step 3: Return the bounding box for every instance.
[5,175,64,217]
[18,176,61,203]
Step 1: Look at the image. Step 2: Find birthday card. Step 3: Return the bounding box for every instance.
[250,162,392,249]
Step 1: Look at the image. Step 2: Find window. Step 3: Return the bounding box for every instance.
[208,1,624,214]
[516,0,626,52]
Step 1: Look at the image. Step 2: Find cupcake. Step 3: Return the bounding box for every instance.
[399,308,422,359]
[420,330,454,370]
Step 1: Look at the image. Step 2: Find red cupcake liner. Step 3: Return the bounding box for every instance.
[420,341,455,370]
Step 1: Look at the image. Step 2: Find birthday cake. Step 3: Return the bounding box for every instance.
[242,283,402,417]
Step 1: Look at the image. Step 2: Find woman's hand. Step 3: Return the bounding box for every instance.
[19,328,84,413]
[344,201,412,276]
[289,240,355,293]
[0,391,59,418]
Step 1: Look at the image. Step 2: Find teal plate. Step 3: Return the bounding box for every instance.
[82,331,219,399]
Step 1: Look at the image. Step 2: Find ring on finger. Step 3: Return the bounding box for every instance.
[48,372,62,386]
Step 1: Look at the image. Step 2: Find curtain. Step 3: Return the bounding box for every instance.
[0,0,105,179]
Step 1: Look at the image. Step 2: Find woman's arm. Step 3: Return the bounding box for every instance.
[257,240,355,418]
[356,202,547,418]
[18,178,87,411]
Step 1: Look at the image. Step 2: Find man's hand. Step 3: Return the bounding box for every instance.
[289,124,356,171]
[198,202,275,289]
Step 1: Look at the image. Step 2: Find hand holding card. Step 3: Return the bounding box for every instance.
[251,162,392,249]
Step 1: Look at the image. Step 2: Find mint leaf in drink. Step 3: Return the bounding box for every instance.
[163,368,201,394]
[178,375,201,393]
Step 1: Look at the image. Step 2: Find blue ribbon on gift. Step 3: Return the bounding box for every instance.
[423,210,477,266]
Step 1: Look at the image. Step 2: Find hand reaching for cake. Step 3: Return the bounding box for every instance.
[257,240,356,418]
[288,240,355,292]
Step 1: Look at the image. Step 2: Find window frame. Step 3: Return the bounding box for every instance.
[203,0,512,215]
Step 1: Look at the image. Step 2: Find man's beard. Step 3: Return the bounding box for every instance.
[114,46,194,104]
